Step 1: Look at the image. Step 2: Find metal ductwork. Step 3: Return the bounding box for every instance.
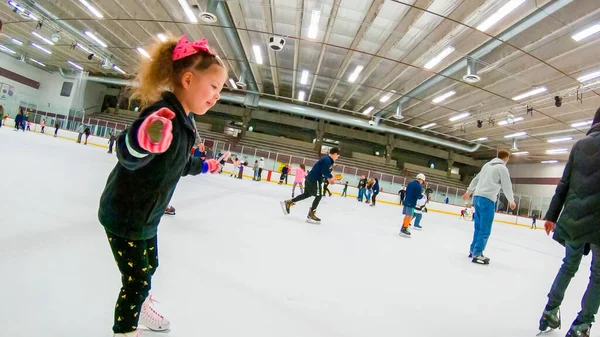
[375,0,573,118]
[65,74,480,152]
[463,58,480,83]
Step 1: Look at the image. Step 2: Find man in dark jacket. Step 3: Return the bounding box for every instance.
[357,175,367,202]
[400,174,425,237]
[538,108,600,337]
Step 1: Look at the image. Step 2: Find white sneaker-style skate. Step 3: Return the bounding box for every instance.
[114,330,143,337]
[139,295,170,331]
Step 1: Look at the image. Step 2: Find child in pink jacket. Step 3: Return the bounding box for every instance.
[292,164,308,198]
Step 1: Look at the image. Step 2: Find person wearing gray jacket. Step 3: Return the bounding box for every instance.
[462,149,516,264]
[76,124,85,143]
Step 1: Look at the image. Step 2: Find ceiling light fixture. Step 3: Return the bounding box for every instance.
[178,0,198,23]
[79,0,103,18]
[380,90,395,103]
[571,120,593,128]
[449,112,470,122]
[474,137,488,141]
[498,116,524,126]
[0,45,16,54]
[572,24,600,42]
[476,0,527,32]
[11,38,23,45]
[76,43,93,54]
[32,31,54,45]
[67,60,83,70]
[504,132,527,138]
[512,87,547,101]
[547,137,573,143]
[541,160,558,164]
[113,65,126,74]
[137,47,150,59]
[307,9,321,39]
[229,78,238,89]
[29,58,45,67]
[362,106,374,115]
[84,31,108,48]
[512,151,529,155]
[31,42,51,54]
[432,90,456,103]
[252,45,263,64]
[300,70,308,85]
[298,90,306,102]
[157,33,167,42]
[348,65,364,83]
[424,46,455,69]
[546,148,569,154]
[421,122,436,129]
[577,70,600,82]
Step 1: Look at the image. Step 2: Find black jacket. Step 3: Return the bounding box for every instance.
[98,92,207,240]
[545,123,600,248]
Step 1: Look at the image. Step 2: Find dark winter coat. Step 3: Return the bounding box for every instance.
[545,123,600,248]
[372,178,380,194]
[98,92,208,240]
[307,155,334,182]
[403,180,423,208]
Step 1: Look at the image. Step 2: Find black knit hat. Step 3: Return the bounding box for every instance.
[594,107,600,126]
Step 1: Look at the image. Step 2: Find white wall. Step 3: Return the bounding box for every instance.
[0,52,78,117]
[507,162,566,198]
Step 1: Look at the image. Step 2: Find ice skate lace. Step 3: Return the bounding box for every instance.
[143,295,164,322]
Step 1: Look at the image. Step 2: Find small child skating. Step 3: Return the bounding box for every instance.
[98,35,227,337]
[26,121,31,131]
[164,205,176,215]
[531,213,538,229]
[40,119,46,133]
[280,147,340,224]
[341,181,348,197]
[412,195,428,229]
[292,164,307,198]
[323,170,333,197]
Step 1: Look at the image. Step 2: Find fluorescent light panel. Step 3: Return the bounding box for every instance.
[84,31,107,48]
[449,112,470,122]
[32,32,54,45]
[308,10,321,39]
[546,148,569,154]
[137,47,150,59]
[380,91,395,103]
[512,87,547,101]
[157,33,167,42]
[252,45,263,64]
[11,38,23,46]
[76,43,92,54]
[79,0,103,18]
[577,70,600,82]
[432,90,456,103]
[421,122,436,129]
[0,45,16,54]
[362,106,374,115]
[504,132,527,138]
[572,24,600,42]
[113,65,126,74]
[67,60,83,70]
[475,137,488,141]
[298,90,306,102]
[512,151,529,155]
[29,58,45,67]
[300,70,308,85]
[348,65,364,83]
[423,46,455,69]
[571,120,592,128]
[31,43,51,54]
[498,116,524,126]
[477,0,526,32]
[178,0,198,23]
[547,137,573,143]
[229,78,238,89]
[541,160,558,164]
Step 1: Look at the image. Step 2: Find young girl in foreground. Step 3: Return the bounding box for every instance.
[98,35,227,337]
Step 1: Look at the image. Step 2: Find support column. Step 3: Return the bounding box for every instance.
[314,119,325,153]
[447,150,455,178]
[240,108,253,138]
[385,134,395,164]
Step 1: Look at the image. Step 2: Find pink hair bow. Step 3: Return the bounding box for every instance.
[172,35,211,61]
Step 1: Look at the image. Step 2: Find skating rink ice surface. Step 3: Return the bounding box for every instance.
[0,126,593,337]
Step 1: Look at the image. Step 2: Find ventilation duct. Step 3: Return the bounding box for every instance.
[511,138,518,151]
[392,101,404,119]
[463,58,480,83]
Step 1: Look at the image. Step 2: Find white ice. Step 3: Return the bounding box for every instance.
[0,126,593,337]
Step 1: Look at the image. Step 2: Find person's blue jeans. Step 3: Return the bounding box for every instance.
[546,243,600,325]
[365,189,372,201]
[470,196,496,256]
[414,213,423,227]
[358,188,365,201]
[253,170,259,180]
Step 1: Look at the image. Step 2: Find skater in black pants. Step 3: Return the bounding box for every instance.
[370,178,379,206]
[279,164,289,184]
[281,147,340,223]
[323,171,333,197]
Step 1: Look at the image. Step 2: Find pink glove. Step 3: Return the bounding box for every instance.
[205,159,220,174]
[137,108,176,153]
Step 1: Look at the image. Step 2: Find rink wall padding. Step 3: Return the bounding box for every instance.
[3,117,539,231]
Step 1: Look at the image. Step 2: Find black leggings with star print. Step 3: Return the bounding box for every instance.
[106,231,158,334]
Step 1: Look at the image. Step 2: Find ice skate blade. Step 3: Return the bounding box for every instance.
[306,218,321,225]
[536,328,556,336]
[399,233,411,238]
[471,257,490,265]
[280,201,289,215]
[413,227,422,230]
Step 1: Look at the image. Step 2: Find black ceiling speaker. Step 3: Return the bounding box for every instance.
[555,96,562,107]
[87,53,94,60]
[477,120,483,128]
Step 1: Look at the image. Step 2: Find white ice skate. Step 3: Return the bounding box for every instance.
[139,295,170,332]
[114,330,143,337]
